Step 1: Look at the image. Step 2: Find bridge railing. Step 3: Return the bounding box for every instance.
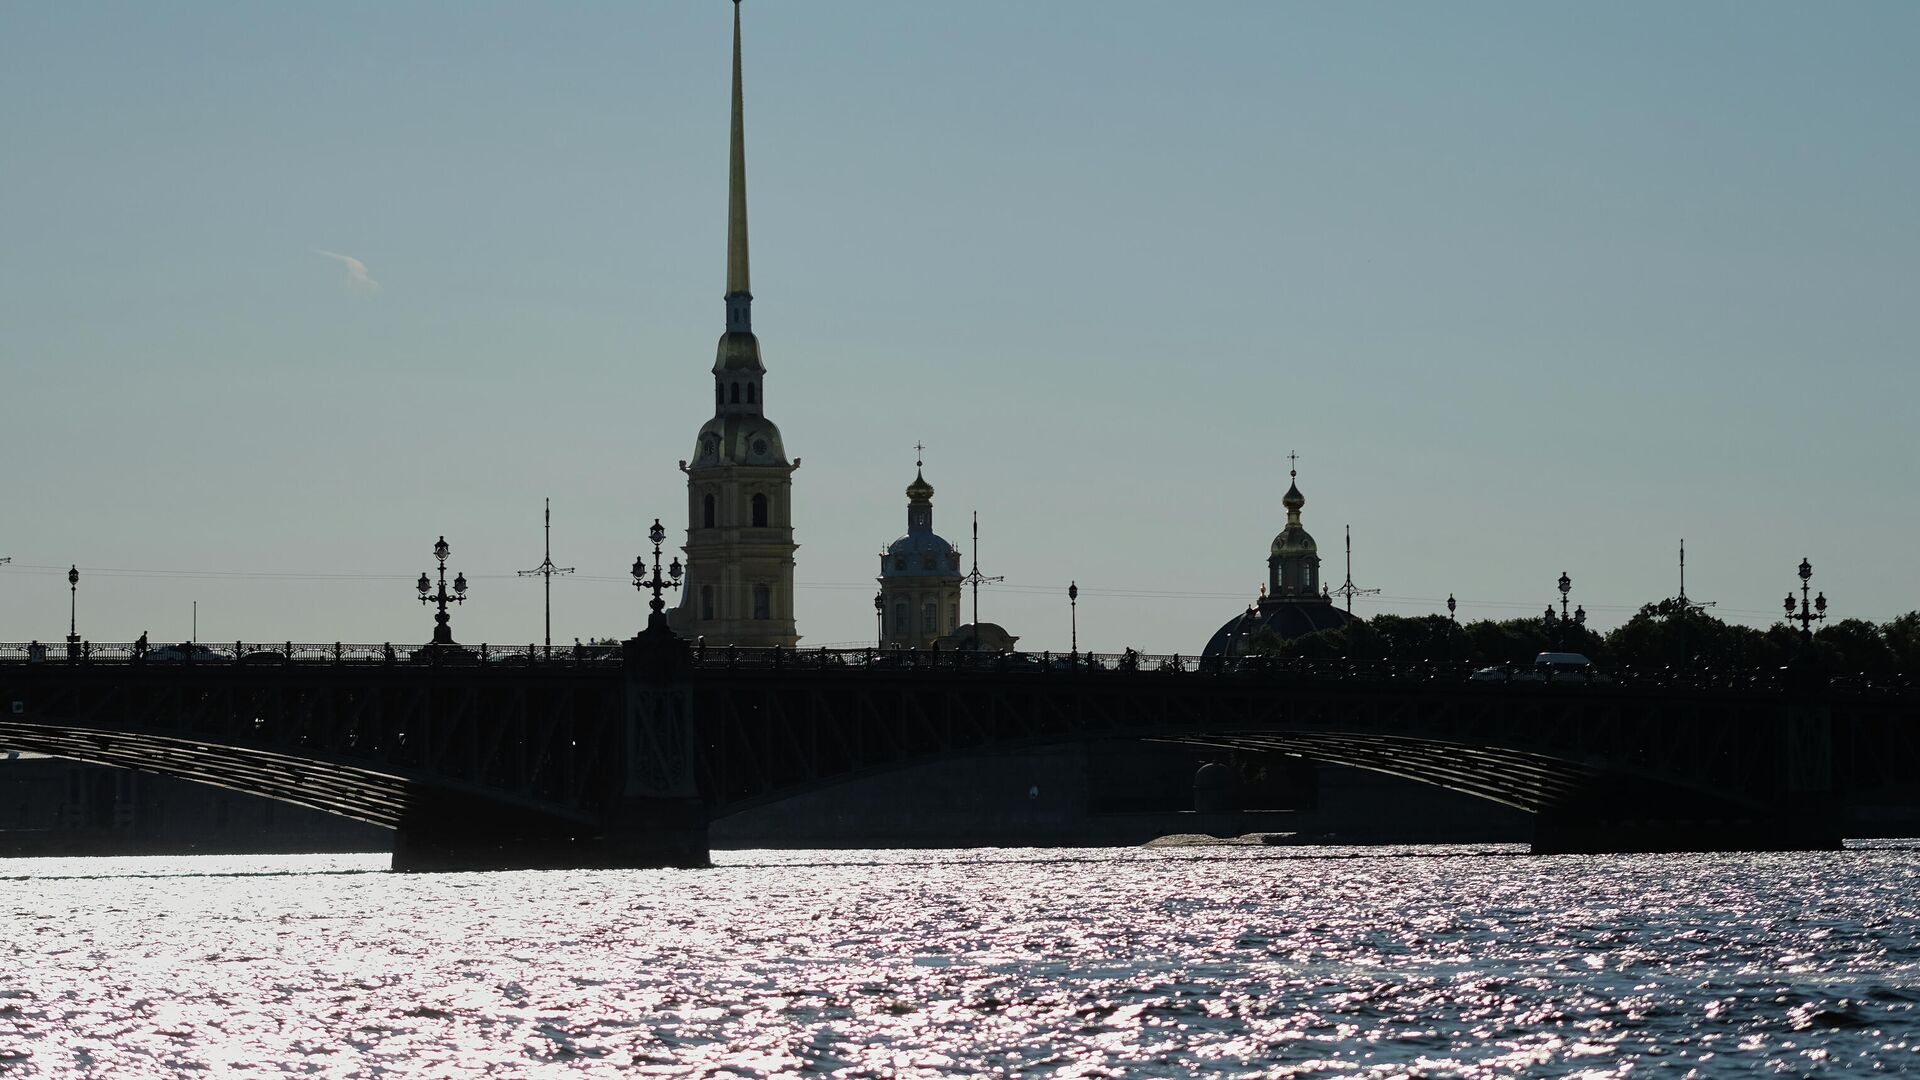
[1,642,1911,696]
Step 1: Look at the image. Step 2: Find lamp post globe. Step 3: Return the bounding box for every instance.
[873,591,884,649]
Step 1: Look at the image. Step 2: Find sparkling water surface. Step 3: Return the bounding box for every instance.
[5,844,1920,1076]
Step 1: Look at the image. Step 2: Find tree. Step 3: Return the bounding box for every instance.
[1882,612,1920,676]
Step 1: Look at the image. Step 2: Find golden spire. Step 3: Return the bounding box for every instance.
[725,0,751,316]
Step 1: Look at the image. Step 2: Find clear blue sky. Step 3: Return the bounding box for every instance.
[3,2,1916,651]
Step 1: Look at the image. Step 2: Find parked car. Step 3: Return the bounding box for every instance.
[1469,664,1513,683]
[147,643,229,664]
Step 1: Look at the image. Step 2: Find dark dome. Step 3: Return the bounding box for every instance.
[1202,601,1355,658]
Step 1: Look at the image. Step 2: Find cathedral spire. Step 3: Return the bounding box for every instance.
[724,0,752,332]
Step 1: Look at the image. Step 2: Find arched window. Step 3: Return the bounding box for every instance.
[702,493,716,529]
[701,586,715,621]
[730,383,741,404]
[751,493,769,528]
[746,383,756,404]
[922,602,937,634]
[752,584,771,620]
[715,383,723,408]
[893,601,909,635]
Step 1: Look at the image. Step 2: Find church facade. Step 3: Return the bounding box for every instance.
[876,464,963,649]
[668,1,800,648]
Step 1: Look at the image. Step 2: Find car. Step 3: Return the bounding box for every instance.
[147,643,229,664]
[1469,664,1512,683]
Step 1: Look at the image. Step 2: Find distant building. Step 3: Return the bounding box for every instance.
[1203,465,1354,656]
[669,1,800,648]
[877,464,964,649]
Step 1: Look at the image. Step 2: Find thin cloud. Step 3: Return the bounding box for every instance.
[312,249,379,293]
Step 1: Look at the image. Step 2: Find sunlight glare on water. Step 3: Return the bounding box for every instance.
[4,846,1920,1076]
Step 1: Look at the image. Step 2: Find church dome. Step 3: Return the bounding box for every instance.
[884,529,960,577]
[713,329,765,374]
[1270,525,1317,558]
[1202,602,1354,658]
[691,414,788,467]
[906,470,935,502]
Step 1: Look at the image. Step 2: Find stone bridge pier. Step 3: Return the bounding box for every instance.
[390,628,709,872]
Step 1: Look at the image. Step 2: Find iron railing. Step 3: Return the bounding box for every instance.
[0,641,1912,696]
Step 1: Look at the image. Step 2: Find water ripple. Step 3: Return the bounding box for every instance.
[4,847,1920,1075]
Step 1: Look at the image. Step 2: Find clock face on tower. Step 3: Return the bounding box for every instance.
[702,435,719,461]
[752,439,769,458]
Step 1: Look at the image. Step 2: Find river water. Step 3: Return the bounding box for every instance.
[3,844,1919,1076]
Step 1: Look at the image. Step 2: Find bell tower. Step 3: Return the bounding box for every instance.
[669,0,799,647]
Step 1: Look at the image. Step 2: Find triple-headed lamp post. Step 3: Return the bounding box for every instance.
[632,518,683,633]
[1543,571,1585,648]
[417,536,467,646]
[1785,557,1827,644]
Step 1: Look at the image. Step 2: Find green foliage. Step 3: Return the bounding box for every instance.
[1227,605,1920,677]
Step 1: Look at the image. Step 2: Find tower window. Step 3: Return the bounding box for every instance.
[753,584,771,620]
[716,384,723,408]
[730,383,741,404]
[751,493,769,528]
[746,383,756,404]
[893,601,908,635]
[702,493,716,529]
[701,585,715,621]
[922,602,936,634]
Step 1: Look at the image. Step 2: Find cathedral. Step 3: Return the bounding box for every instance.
[1202,464,1354,657]
[668,0,800,648]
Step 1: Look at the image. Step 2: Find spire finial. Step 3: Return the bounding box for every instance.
[723,0,752,330]
[915,441,926,469]
[1288,450,1298,480]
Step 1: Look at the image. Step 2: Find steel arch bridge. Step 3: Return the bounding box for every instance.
[3,638,1916,869]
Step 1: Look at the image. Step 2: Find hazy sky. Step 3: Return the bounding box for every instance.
[3,2,1916,652]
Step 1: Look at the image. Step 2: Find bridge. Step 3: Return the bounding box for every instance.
[3,629,1916,869]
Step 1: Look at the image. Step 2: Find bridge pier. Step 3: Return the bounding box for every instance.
[389,623,715,872]
[390,798,708,872]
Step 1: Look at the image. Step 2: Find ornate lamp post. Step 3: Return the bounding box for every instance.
[66,565,80,660]
[1785,557,1827,645]
[631,518,683,633]
[1543,572,1585,649]
[1068,580,1079,659]
[417,536,467,646]
[873,591,884,649]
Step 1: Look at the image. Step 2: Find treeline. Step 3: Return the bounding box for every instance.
[1251,604,1920,677]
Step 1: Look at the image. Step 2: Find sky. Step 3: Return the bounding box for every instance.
[2,2,1916,653]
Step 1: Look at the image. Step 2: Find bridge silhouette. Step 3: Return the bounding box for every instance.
[4,631,1916,869]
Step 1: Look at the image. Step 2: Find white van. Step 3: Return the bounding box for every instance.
[1534,652,1608,684]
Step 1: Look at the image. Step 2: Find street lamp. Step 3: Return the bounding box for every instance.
[417,536,467,646]
[66,565,80,660]
[1068,580,1079,659]
[1784,557,1827,645]
[873,591,884,649]
[632,518,683,633]
[1544,573,1585,649]
[1446,593,1457,622]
